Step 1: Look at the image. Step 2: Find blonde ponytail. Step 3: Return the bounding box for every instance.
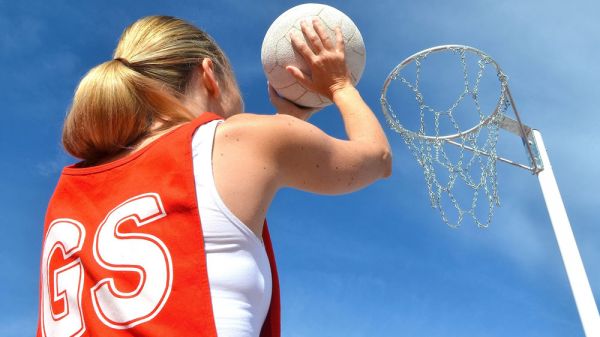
[63,16,233,164]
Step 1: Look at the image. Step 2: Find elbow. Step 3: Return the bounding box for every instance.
[365,145,392,179]
[381,148,393,178]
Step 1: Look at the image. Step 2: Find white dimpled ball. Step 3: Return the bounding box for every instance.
[261,3,366,108]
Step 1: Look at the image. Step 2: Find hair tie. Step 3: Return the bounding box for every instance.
[114,57,132,67]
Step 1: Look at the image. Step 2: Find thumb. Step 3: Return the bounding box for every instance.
[286,66,314,91]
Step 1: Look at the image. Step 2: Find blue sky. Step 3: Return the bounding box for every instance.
[1,0,599,336]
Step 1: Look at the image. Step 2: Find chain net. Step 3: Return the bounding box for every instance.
[381,46,510,228]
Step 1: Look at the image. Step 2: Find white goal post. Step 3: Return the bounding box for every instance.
[531,130,600,337]
[381,44,599,336]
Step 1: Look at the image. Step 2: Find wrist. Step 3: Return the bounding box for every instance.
[332,86,359,104]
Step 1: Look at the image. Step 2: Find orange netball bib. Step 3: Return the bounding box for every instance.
[37,112,280,337]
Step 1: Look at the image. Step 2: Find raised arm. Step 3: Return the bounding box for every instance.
[279,18,391,192]
[219,18,391,195]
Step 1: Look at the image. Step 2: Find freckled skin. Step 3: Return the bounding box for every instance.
[185,20,391,238]
[211,112,390,238]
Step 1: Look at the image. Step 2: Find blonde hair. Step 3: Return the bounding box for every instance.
[63,16,233,164]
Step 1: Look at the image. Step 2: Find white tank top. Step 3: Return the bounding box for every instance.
[192,120,273,337]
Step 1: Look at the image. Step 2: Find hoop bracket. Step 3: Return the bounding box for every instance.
[504,86,544,174]
[496,114,544,174]
[444,114,544,174]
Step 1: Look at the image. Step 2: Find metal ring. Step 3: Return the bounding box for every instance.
[380,45,507,141]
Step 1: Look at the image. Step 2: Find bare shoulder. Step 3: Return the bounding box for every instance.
[214,112,389,194]
[216,113,322,151]
[218,112,307,135]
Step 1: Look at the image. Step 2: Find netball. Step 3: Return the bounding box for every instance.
[261,3,366,108]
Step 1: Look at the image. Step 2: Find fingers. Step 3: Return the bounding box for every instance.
[300,18,326,53]
[290,30,316,61]
[267,82,321,121]
[267,82,290,111]
[335,27,344,52]
[312,19,333,50]
[285,66,314,90]
[267,82,280,101]
[291,19,343,57]
[303,106,321,116]
[268,82,299,107]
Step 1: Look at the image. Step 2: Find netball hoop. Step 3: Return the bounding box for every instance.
[381,45,599,336]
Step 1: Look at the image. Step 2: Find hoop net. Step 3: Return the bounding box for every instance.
[381,45,510,228]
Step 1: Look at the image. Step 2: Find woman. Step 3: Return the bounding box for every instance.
[37,16,391,337]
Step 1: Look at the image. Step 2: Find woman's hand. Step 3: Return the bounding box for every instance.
[287,18,353,100]
[218,18,391,198]
[268,83,320,121]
